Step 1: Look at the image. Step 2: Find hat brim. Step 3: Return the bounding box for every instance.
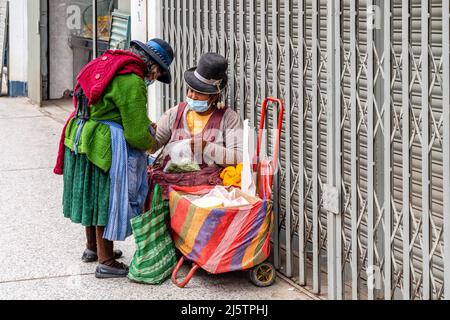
[130,40,172,84]
[184,67,228,94]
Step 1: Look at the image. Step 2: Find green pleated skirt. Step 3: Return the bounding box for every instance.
[62,147,110,227]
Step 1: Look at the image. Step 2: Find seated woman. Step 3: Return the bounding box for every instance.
[146,52,243,205]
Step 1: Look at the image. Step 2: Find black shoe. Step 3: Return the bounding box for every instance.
[81,249,123,263]
[95,262,129,279]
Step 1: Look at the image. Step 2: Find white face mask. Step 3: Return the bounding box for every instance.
[186,97,210,113]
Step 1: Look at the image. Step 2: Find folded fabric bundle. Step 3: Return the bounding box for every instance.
[220,163,243,188]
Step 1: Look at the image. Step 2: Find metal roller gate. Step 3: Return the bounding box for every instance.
[159,0,450,300]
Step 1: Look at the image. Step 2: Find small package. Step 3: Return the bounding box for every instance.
[163,139,200,173]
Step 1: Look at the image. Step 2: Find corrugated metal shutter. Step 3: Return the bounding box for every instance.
[161,0,449,300]
[340,0,377,299]
[339,0,446,299]
[276,0,330,291]
[399,0,445,299]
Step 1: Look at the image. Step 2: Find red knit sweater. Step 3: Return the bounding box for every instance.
[53,50,147,175]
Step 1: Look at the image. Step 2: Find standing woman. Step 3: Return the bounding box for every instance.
[54,39,174,278]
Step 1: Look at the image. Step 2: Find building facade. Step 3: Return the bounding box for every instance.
[6,0,450,300]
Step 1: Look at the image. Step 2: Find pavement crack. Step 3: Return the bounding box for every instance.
[0,115,46,120]
[0,273,95,285]
[0,167,54,173]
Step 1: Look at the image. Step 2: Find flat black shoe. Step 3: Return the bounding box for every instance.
[81,249,123,263]
[95,263,129,279]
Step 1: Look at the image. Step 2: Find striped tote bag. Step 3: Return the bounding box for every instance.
[128,184,177,284]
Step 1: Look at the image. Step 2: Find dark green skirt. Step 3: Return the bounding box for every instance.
[63,147,110,227]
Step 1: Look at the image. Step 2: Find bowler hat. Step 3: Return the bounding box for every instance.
[184,53,228,94]
[130,38,174,84]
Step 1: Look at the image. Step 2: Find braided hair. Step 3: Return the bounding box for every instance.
[129,44,155,77]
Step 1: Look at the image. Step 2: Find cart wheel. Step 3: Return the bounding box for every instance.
[249,262,276,287]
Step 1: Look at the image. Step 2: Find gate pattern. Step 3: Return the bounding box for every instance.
[160,0,450,300]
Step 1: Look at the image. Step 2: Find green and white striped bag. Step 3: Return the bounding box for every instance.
[128,184,177,284]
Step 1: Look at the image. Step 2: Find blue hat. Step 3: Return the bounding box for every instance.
[130,38,174,84]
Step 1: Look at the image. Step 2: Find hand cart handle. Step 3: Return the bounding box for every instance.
[255,97,284,189]
[171,256,200,288]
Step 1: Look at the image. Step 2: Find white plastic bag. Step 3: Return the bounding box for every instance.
[241,119,257,196]
[187,186,250,208]
[223,188,250,207]
[191,196,224,209]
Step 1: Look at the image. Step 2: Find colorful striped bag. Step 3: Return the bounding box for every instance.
[169,185,273,286]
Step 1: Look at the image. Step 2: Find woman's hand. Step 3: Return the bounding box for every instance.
[148,122,157,139]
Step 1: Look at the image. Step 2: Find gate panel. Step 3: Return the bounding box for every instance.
[160,0,448,300]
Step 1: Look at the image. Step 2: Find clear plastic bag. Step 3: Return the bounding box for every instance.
[163,139,201,173]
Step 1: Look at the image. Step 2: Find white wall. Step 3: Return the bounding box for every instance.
[131,0,164,122]
[131,0,147,43]
[146,0,162,121]
[27,0,41,104]
[8,0,28,83]
[118,0,131,13]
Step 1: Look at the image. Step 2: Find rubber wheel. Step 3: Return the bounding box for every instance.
[249,262,276,287]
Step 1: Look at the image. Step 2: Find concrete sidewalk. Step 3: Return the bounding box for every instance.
[0,97,315,300]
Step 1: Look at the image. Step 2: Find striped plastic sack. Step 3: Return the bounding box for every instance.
[169,185,273,274]
[128,184,177,284]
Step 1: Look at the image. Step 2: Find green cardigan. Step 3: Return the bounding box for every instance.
[64,73,154,172]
